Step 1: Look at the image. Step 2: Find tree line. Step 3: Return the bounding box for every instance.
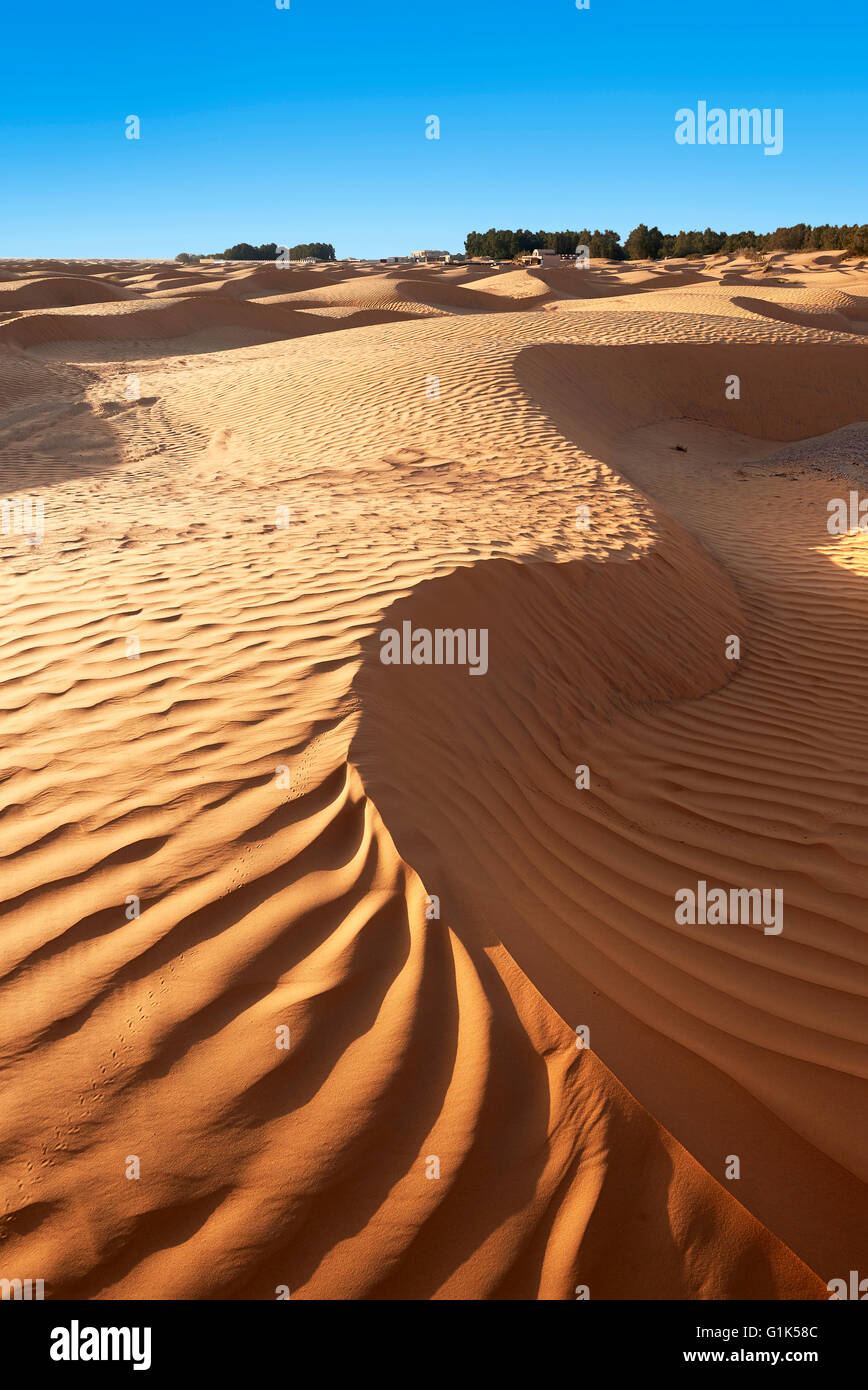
[464,224,868,261]
[176,241,336,263]
[464,228,622,259]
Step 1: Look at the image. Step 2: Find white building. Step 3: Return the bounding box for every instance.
[525,249,563,266]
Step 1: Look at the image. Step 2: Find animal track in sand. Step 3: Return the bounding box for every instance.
[383,447,427,466]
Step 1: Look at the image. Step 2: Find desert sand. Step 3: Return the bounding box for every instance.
[0,250,866,1299]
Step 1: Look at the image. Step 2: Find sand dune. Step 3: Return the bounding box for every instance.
[455,268,551,300]
[144,266,357,301]
[1,254,866,1300]
[250,265,538,315]
[0,276,139,310]
[0,296,348,351]
[732,290,868,335]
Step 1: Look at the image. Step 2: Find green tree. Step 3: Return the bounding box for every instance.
[289,242,336,261]
[625,224,658,260]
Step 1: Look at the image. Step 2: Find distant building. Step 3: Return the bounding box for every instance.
[411,249,450,263]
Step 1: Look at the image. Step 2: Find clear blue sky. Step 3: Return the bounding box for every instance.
[1,0,865,259]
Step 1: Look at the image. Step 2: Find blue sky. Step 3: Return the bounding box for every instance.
[1,0,865,258]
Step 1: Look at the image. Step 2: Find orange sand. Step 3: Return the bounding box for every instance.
[0,252,866,1299]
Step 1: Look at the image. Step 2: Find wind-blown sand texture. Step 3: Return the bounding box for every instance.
[1,252,866,1299]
